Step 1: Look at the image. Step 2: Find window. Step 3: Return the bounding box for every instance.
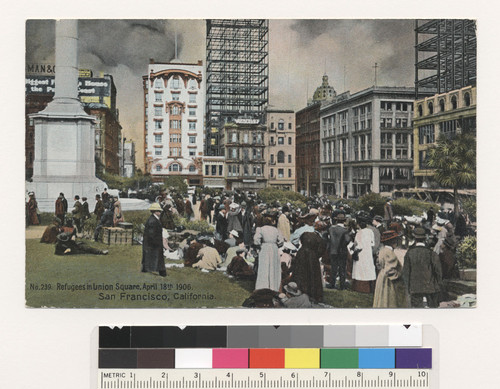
[270,168,274,178]
[288,122,292,129]
[155,134,162,143]
[464,92,471,107]
[189,122,196,130]
[155,92,162,102]
[451,96,457,110]
[170,134,181,143]
[189,136,196,144]
[155,165,162,172]
[172,78,180,89]
[288,154,292,163]
[271,122,274,129]
[205,166,209,176]
[155,121,162,130]
[278,120,284,130]
[189,165,196,172]
[270,154,274,164]
[277,151,285,163]
[169,163,180,172]
[189,108,196,116]
[189,150,196,157]
[402,119,408,127]
[418,104,423,116]
[428,101,434,115]
[155,149,162,156]
[219,165,223,176]
[189,94,196,103]
[439,99,445,112]
[172,94,179,101]
[288,169,292,178]
[171,106,179,115]
[278,137,284,145]
[278,169,284,178]
[154,78,162,88]
[170,120,181,129]
[418,125,435,144]
[288,137,292,145]
[154,107,162,116]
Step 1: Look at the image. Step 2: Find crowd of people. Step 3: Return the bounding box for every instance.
[141,189,471,308]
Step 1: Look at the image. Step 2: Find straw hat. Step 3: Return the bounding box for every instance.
[149,203,163,212]
[284,282,302,296]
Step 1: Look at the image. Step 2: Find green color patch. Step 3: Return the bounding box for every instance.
[321,349,359,368]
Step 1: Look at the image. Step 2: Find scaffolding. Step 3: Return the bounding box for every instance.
[415,19,476,99]
[206,19,269,156]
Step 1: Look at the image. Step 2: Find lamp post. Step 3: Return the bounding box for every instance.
[122,136,126,177]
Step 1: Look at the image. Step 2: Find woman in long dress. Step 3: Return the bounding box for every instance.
[373,231,408,308]
[253,216,284,291]
[352,219,376,293]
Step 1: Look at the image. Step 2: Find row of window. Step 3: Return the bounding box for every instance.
[380,101,412,112]
[270,120,293,130]
[154,149,197,157]
[154,91,197,104]
[380,118,409,128]
[153,106,197,117]
[227,148,263,160]
[380,148,409,160]
[228,132,263,144]
[155,163,197,173]
[227,164,263,177]
[417,92,471,117]
[154,134,197,144]
[380,132,410,145]
[270,151,293,164]
[353,103,372,116]
[270,168,293,179]
[153,77,198,91]
[205,165,224,177]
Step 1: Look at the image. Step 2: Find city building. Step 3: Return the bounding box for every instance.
[264,109,296,191]
[25,71,121,178]
[220,120,267,190]
[320,86,421,197]
[312,74,337,103]
[413,85,476,187]
[415,19,476,99]
[121,139,136,178]
[296,102,321,196]
[202,156,226,189]
[143,59,205,187]
[205,19,269,156]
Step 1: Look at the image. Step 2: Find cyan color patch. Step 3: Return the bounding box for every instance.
[358,348,395,369]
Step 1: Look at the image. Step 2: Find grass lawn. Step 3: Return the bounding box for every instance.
[25,238,373,308]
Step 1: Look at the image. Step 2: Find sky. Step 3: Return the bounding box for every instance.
[26,19,416,169]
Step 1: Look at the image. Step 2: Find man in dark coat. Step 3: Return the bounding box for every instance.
[141,203,166,277]
[55,232,108,255]
[55,194,66,225]
[82,197,91,220]
[384,198,394,224]
[215,205,228,241]
[290,231,326,303]
[101,188,111,209]
[241,204,254,249]
[94,208,114,242]
[72,195,83,234]
[206,196,214,223]
[94,194,105,222]
[327,213,350,290]
[403,227,442,308]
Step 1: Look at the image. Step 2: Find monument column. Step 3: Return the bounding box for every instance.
[28,20,105,211]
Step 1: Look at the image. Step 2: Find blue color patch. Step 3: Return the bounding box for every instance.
[358,348,395,369]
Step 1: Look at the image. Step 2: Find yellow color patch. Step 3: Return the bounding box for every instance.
[284,348,320,369]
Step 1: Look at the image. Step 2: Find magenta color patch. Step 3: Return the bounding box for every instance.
[212,348,249,368]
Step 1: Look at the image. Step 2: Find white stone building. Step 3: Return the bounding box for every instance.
[143,59,205,186]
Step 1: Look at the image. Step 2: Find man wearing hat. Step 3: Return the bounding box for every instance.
[384,198,394,224]
[225,230,239,247]
[327,213,350,289]
[279,282,313,308]
[72,195,83,234]
[55,232,108,256]
[94,207,114,242]
[402,227,442,308]
[93,194,105,222]
[55,193,67,225]
[141,203,166,277]
[290,209,318,246]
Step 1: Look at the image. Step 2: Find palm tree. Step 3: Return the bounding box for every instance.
[426,132,476,217]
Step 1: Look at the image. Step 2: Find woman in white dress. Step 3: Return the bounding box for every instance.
[352,219,376,293]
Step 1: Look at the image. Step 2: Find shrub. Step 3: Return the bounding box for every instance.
[358,193,386,215]
[456,236,477,269]
[173,214,214,233]
[392,198,439,217]
[163,176,188,195]
[257,187,307,208]
[462,197,476,222]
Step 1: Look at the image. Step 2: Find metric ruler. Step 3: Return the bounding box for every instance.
[98,369,433,388]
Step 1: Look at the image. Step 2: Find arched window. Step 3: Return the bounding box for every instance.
[189,165,196,172]
[451,95,458,110]
[155,164,162,172]
[418,104,423,117]
[154,78,163,88]
[278,119,285,130]
[169,163,180,172]
[464,92,471,107]
[277,151,285,163]
[171,105,179,115]
[427,101,434,115]
[439,99,445,112]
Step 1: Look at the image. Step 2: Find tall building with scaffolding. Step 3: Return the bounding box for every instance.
[205,19,269,157]
[414,19,476,99]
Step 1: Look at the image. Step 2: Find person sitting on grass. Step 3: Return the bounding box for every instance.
[227,248,255,280]
[55,232,108,256]
[278,282,313,308]
[192,238,222,271]
[40,217,62,244]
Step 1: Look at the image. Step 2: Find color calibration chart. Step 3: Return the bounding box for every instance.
[96,325,438,389]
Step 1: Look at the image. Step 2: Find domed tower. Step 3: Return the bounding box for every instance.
[312,74,336,102]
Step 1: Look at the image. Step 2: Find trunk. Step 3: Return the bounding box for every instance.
[454,187,459,220]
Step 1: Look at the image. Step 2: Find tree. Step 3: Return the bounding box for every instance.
[426,132,476,217]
